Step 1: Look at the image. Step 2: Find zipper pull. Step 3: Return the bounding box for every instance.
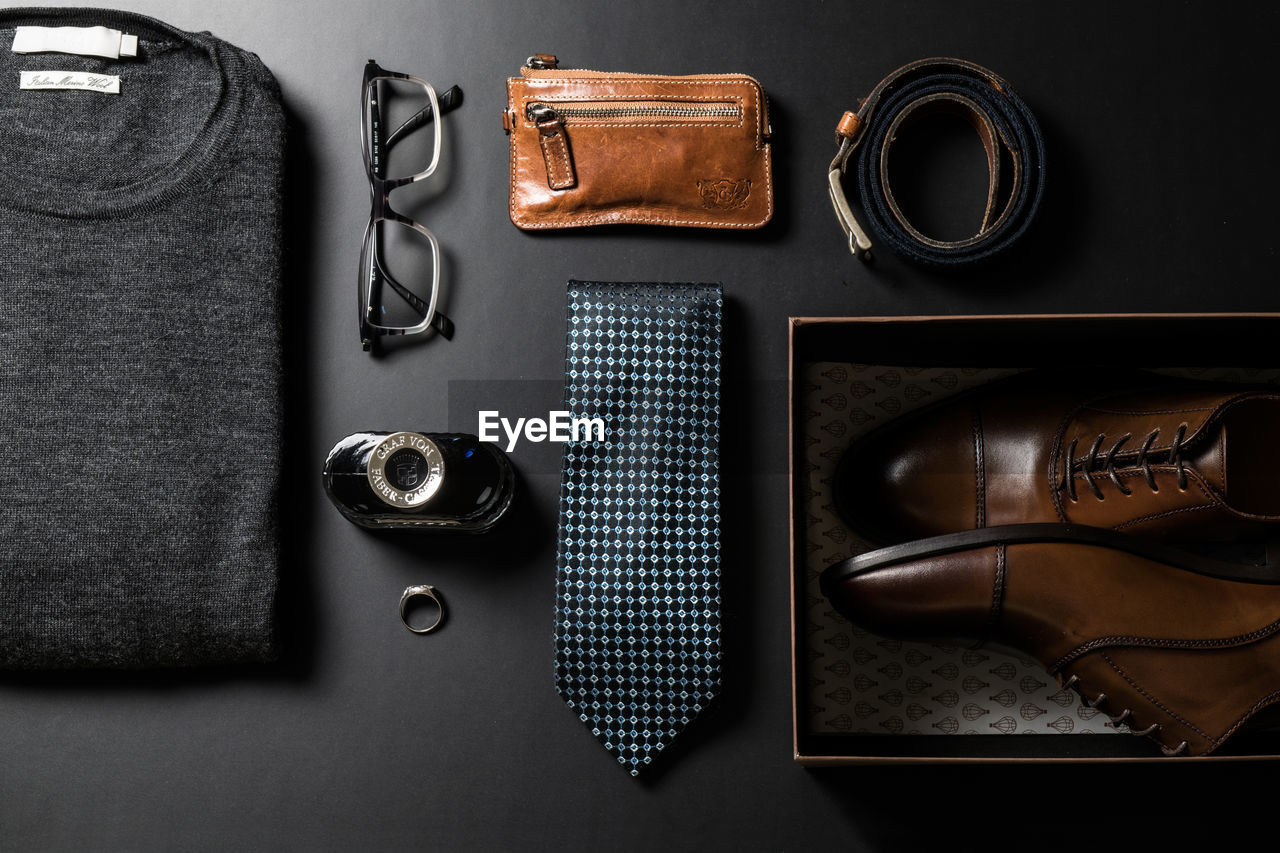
[526,103,577,191]
[526,54,558,70]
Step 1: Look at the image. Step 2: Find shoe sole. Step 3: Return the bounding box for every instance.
[820,523,1280,596]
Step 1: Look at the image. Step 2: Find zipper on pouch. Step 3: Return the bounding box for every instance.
[526,102,577,190]
[522,100,741,191]
[511,54,750,190]
[525,101,740,122]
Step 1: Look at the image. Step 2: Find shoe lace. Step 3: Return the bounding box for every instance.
[1059,425,1188,502]
[1061,674,1189,756]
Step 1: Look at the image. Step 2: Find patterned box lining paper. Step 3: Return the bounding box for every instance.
[801,364,1280,739]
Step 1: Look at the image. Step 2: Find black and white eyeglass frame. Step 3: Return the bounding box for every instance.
[359,59,463,352]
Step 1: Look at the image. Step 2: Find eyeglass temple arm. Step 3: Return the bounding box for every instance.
[372,251,455,340]
[385,85,464,153]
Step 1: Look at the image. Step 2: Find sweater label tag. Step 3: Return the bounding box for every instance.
[19,70,121,95]
[11,26,138,59]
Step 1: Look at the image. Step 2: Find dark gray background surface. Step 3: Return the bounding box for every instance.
[2,1,1278,849]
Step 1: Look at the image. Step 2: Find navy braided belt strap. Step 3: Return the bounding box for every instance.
[554,280,723,777]
[827,57,1046,267]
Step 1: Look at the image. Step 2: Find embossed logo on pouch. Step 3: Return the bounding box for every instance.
[697,178,751,210]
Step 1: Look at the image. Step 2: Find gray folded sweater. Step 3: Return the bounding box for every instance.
[0,8,284,667]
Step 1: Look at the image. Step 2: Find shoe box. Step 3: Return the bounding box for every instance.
[788,313,1280,763]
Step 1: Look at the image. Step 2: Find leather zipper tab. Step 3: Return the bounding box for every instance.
[529,104,576,190]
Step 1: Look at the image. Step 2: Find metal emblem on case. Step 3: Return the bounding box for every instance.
[366,431,445,509]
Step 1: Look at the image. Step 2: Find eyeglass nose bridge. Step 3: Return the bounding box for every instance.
[368,184,418,225]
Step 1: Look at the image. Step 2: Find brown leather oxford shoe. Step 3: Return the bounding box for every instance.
[835,372,1280,545]
[821,524,1280,756]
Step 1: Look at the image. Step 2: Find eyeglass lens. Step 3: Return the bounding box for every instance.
[366,76,440,182]
[364,219,439,329]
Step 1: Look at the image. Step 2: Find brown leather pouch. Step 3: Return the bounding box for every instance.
[503,54,773,230]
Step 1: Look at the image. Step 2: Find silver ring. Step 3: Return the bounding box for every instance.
[399,584,446,634]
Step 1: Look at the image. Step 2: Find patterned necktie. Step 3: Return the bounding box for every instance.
[555,281,723,776]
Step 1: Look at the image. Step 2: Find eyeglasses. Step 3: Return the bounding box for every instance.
[359,59,462,352]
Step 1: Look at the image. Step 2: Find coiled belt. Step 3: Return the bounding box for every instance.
[827,58,1045,267]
